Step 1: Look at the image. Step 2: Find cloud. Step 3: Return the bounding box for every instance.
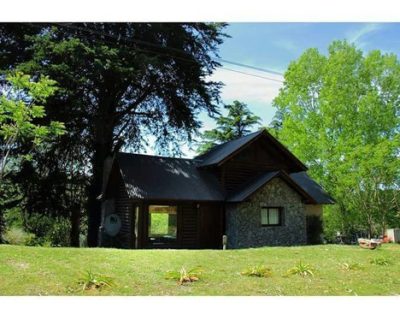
[209,67,284,105]
[346,23,382,48]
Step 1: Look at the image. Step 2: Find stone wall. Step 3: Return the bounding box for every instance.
[225,177,307,248]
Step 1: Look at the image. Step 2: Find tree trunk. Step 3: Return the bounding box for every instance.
[70,203,80,247]
[86,118,114,247]
[87,144,107,247]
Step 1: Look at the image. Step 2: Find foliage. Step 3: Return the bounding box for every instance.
[272,40,400,237]
[240,265,272,278]
[0,23,227,246]
[3,227,36,246]
[286,260,314,277]
[165,266,203,285]
[369,257,391,266]
[3,207,70,246]
[197,100,261,154]
[78,270,114,291]
[0,72,65,178]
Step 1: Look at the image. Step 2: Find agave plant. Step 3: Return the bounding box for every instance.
[241,265,272,278]
[78,270,114,291]
[286,260,314,277]
[165,266,203,285]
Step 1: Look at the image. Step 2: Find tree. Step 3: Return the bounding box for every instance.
[271,40,400,238]
[0,23,227,246]
[197,100,261,154]
[0,72,65,242]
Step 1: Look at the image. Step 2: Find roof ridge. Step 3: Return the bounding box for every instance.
[195,129,264,160]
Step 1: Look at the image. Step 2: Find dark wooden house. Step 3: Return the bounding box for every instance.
[100,130,334,249]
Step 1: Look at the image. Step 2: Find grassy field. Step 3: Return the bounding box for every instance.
[0,244,399,296]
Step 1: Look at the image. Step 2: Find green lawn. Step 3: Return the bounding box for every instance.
[0,244,399,296]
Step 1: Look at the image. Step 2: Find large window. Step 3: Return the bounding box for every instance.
[261,207,283,226]
[148,205,177,243]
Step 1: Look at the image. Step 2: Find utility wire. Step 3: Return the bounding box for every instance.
[217,59,283,76]
[29,23,285,83]
[220,67,283,82]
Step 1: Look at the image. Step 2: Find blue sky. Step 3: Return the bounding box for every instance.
[156,23,400,157]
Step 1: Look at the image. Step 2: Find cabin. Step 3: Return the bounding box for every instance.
[100,130,334,249]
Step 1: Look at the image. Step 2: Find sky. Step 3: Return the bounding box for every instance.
[151,23,400,157]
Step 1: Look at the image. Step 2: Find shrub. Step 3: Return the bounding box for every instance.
[370,257,391,266]
[241,265,272,278]
[165,266,203,285]
[3,227,36,246]
[78,270,114,291]
[286,261,314,277]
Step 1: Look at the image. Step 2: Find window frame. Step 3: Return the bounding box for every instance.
[260,206,283,227]
[147,204,178,244]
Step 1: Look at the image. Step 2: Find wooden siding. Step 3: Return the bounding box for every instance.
[114,172,134,249]
[220,138,293,193]
[180,203,199,248]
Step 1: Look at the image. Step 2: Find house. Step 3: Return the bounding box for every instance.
[100,129,334,249]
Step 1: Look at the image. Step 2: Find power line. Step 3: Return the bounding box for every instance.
[220,67,283,82]
[217,59,283,76]
[29,23,285,83]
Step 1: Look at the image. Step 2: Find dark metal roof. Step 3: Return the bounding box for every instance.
[195,130,264,167]
[226,170,318,203]
[290,172,335,204]
[195,130,307,171]
[117,152,225,201]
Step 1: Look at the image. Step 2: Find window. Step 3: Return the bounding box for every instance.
[261,207,283,226]
[148,205,177,243]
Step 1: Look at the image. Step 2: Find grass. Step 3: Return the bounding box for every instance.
[0,244,400,296]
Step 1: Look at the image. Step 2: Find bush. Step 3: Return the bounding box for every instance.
[22,213,70,247]
[286,261,314,277]
[3,227,36,246]
[165,266,203,285]
[78,270,114,291]
[241,265,272,278]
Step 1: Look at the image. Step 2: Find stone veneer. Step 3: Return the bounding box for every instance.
[226,177,307,248]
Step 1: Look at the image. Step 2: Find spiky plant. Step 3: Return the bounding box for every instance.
[286,260,314,277]
[165,266,203,285]
[78,270,114,291]
[241,265,272,278]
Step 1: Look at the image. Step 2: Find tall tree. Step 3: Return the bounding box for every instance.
[272,40,400,239]
[0,72,65,242]
[0,23,227,246]
[197,100,261,154]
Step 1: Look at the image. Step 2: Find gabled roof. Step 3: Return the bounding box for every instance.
[195,129,307,171]
[117,153,225,201]
[195,130,264,167]
[227,170,317,203]
[290,172,335,204]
